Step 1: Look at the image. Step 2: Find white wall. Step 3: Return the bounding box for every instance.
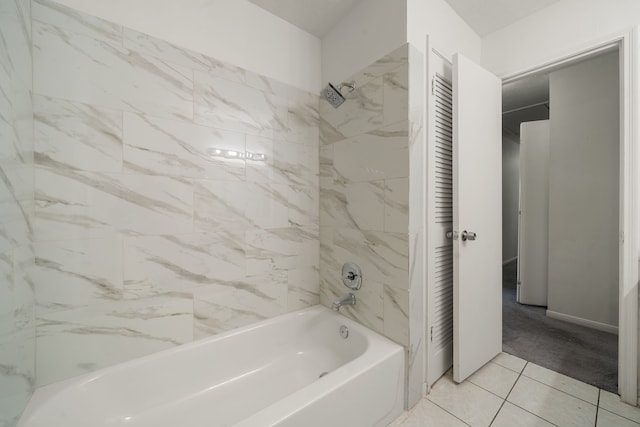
[406,0,481,62]
[321,0,407,83]
[502,136,520,263]
[547,51,619,330]
[50,0,322,93]
[482,0,640,76]
[518,120,550,307]
[321,0,481,84]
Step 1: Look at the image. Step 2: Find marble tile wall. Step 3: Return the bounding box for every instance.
[319,45,410,349]
[0,0,35,425]
[31,0,319,386]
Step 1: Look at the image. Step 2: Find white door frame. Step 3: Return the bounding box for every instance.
[500,26,639,405]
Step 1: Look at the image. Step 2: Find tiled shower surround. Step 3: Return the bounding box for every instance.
[318,44,426,408]
[2,0,424,420]
[30,0,320,386]
[319,46,410,349]
[0,0,36,425]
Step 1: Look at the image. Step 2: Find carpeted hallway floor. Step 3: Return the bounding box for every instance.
[502,260,618,393]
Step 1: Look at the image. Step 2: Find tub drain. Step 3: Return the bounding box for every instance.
[319,371,329,378]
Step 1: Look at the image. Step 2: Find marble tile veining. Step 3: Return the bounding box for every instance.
[320,77,383,144]
[27,0,321,392]
[348,45,409,89]
[33,20,194,121]
[33,236,123,314]
[246,227,318,276]
[321,180,385,231]
[383,63,409,127]
[123,112,246,181]
[34,167,194,240]
[383,285,409,346]
[194,71,287,138]
[286,91,320,145]
[287,266,320,311]
[333,121,409,183]
[1,0,35,419]
[34,95,123,173]
[0,328,35,400]
[0,166,33,254]
[329,228,409,287]
[194,276,287,339]
[384,178,409,233]
[123,28,245,80]
[123,232,245,298]
[319,45,410,372]
[32,0,122,45]
[35,295,193,386]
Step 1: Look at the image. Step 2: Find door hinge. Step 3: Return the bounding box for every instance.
[430,326,434,342]
[431,76,435,95]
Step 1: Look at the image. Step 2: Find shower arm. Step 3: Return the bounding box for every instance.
[336,81,356,92]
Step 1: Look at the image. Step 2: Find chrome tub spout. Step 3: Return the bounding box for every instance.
[332,293,356,311]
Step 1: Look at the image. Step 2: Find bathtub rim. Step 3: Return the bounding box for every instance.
[18,304,404,426]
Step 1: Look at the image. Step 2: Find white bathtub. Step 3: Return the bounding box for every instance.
[18,305,404,427]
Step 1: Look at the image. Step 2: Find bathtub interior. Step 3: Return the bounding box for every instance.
[103,309,366,406]
[18,306,401,427]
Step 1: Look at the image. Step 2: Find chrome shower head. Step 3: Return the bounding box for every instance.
[322,83,346,108]
[321,81,356,108]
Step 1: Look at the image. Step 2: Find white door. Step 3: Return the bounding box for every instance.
[452,53,503,383]
[518,120,550,306]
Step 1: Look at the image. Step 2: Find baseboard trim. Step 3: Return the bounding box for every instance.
[502,256,518,265]
[545,310,618,335]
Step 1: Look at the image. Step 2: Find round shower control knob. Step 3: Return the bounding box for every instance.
[341,262,362,290]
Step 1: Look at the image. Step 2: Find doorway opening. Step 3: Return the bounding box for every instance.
[501,48,620,392]
[425,28,638,405]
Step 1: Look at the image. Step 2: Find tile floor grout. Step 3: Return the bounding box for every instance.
[489,360,524,426]
[393,353,640,427]
[519,371,599,407]
[426,397,472,426]
[594,389,600,427]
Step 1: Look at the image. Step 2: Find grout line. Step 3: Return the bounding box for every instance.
[594,389,600,427]
[596,396,640,425]
[596,407,640,426]
[489,361,527,426]
[520,373,599,407]
[426,399,472,426]
[508,401,561,426]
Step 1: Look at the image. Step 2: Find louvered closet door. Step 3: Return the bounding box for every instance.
[427,50,454,386]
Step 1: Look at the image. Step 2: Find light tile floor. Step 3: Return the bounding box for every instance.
[389,352,640,427]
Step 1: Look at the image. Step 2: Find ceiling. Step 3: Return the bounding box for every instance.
[247,0,360,38]
[248,0,557,137]
[248,0,561,39]
[445,0,561,36]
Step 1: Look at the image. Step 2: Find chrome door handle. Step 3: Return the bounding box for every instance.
[461,230,477,241]
[445,230,458,240]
